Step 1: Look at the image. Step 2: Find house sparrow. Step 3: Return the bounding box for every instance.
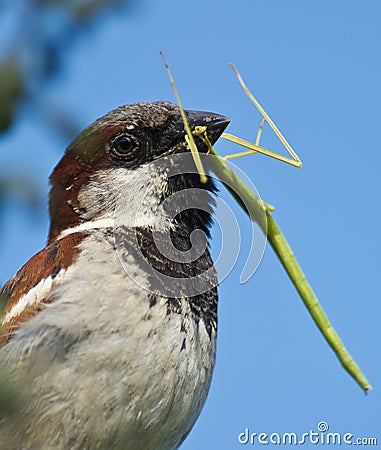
[0,102,229,449]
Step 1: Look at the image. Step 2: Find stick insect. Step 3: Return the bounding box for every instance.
[160,51,371,393]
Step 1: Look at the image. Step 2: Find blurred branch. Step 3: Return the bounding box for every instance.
[0,0,134,134]
[0,174,42,210]
[0,173,44,230]
[0,59,24,131]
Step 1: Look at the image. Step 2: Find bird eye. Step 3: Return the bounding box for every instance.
[111,135,136,157]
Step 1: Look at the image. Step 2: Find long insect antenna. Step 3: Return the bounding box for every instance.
[159,50,207,183]
[222,64,302,168]
[255,118,266,146]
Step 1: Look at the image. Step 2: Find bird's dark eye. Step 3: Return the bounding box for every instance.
[111,135,136,157]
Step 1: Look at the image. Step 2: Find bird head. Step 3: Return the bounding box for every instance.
[48,101,229,243]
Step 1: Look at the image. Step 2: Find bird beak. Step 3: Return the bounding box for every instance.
[166,110,230,154]
[183,109,230,150]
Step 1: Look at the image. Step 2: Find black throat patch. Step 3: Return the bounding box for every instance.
[115,222,218,339]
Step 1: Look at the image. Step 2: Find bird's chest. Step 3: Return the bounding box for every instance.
[6,231,218,449]
[67,292,217,450]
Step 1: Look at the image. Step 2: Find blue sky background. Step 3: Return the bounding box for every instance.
[1,1,380,448]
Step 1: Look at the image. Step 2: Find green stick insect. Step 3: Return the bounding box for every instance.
[159,51,371,393]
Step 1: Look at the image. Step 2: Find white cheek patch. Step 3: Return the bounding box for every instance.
[78,166,173,232]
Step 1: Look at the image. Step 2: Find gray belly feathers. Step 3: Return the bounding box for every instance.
[0,229,218,450]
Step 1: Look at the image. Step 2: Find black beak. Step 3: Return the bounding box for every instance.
[167,109,230,153]
[184,110,230,148]
[185,111,230,144]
